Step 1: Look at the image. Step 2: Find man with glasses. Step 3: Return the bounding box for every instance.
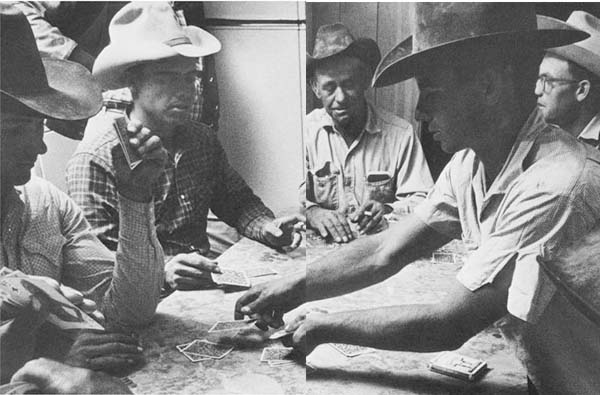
[536,12,600,147]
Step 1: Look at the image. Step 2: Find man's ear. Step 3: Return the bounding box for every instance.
[310,78,321,99]
[575,80,591,103]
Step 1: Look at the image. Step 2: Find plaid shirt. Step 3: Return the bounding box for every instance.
[67,110,274,257]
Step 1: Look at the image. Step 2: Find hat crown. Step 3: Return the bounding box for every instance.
[566,11,600,39]
[414,3,537,52]
[311,23,355,59]
[0,7,49,95]
[109,2,190,46]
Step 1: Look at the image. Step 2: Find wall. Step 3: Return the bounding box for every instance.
[205,2,306,214]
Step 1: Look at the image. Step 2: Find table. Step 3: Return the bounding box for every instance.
[131,233,527,394]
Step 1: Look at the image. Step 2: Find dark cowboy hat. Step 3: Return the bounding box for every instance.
[0,5,102,121]
[374,3,590,87]
[307,23,381,77]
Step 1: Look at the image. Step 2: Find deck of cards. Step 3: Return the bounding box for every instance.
[329,343,374,358]
[211,268,251,288]
[110,110,142,170]
[428,351,487,381]
[176,339,234,362]
[261,346,296,367]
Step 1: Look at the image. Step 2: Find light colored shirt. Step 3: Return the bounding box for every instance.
[414,109,600,394]
[577,112,600,147]
[302,104,433,216]
[0,177,164,330]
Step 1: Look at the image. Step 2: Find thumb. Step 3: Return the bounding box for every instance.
[264,222,283,238]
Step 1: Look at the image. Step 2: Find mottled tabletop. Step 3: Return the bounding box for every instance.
[130,231,527,394]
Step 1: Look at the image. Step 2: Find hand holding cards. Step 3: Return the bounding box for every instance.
[111,110,142,170]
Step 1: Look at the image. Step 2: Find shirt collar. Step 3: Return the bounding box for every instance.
[577,112,600,141]
[485,108,548,197]
[320,101,381,135]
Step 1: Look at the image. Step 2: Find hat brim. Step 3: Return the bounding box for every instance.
[374,29,589,87]
[1,58,102,120]
[307,38,381,76]
[94,25,221,90]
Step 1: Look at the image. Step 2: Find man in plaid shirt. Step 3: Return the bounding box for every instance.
[66,3,303,293]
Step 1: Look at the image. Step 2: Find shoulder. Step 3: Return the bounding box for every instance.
[370,104,412,133]
[18,177,79,216]
[305,108,330,137]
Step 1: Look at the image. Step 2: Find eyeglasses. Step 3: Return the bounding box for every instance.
[536,75,580,94]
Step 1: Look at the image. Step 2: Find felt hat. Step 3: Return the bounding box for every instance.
[307,23,381,76]
[538,11,600,78]
[374,3,589,87]
[93,2,221,90]
[0,5,102,121]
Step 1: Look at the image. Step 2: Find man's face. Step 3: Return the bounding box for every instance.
[311,57,368,129]
[535,54,580,127]
[415,66,480,153]
[0,111,46,187]
[133,56,197,127]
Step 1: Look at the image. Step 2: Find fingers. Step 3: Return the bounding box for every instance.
[263,222,283,238]
[325,213,353,243]
[181,253,221,273]
[86,354,144,371]
[361,209,384,234]
[234,288,261,319]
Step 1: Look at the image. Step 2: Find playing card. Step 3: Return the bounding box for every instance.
[181,351,213,362]
[111,111,142,170]
[246,267,278,278]
[431,252,456,264]
[208,319,256,332]
[176,341,193,352]
[181,339,234,359]
[268,329,293,340]
[260,347,294,362]
[211,268,251,288]
[329,343,374,357]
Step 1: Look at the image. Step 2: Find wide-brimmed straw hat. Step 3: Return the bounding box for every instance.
[0,5,102,121]
[538,11,600,79]
[307,23,381,77]
[374,3,589,87]
[93,2,221,90]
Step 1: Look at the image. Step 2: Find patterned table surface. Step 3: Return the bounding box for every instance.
[131,232,526,394]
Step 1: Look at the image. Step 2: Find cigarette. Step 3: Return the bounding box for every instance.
[363,211,373,217]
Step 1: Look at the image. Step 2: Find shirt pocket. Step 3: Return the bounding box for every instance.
[310,161,339,210]
[365,171,395,203]
[20,230,66,279]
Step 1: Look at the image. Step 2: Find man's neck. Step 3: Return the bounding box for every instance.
[562,109,598,138]
[130,105,177,152]
[473,101,530,187]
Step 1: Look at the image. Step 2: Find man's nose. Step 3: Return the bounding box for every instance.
[31,134,47,156]
[534,81,543,96]
[333,87,347,103]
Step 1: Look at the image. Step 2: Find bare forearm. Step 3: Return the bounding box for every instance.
[307,215,448,302]
[311,306,468,352]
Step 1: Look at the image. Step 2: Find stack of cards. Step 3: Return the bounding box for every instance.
[211,268,251,288]
[431,252,459,264]
[176,339,234,362]
[268,329,293,341]
[329,343,374,358]
[111,111,142,170]
[261,347,295,367]
[208,319,256,333]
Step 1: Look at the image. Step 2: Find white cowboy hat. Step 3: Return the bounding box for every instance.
[93,2,221,89]
[538,11,600,79]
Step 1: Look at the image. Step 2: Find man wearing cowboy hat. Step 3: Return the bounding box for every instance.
[236,4,600,393]
[0,6,168,381]
[66,2,303,293]
[536,11,600,147]
[303,24,433,242]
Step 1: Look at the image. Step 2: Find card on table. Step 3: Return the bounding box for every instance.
[260,346,295,362]
[180,339,234,359]
[431,252,457,264]
[329,343,374,358]
[208,319,256,332]
[211,268,251,288]
[268,329,293,341]
[246,267,278,278]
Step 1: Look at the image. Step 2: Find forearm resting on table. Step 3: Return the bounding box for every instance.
[101,195,164,330]
[307,215,447,302]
